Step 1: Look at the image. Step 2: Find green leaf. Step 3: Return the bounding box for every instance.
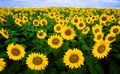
[86,56,104,74]
[109,62,120,74]
[115,54,120,59]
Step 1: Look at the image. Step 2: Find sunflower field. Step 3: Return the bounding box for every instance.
[0,7,120,74]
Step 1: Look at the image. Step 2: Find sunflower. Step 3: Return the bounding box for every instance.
[40,19,47,26]
[110,26,120,35]
[26,53,48,71]
[92,24,102,35]
[54,24,62,33]
[33,19,39,26]
[82,26,90,35]
[94,32,104,42]
[0,28,9,39]
[48,35,63,49]
[100,14,109,25]
[17,19,23,26]
[61,26,76,40]
[86,17,92,24]
[63,48,84,69]
[71,15,80,25]
[48,12,55,18]
[0,58,6,72]
[76,21,86,30]
[37,30,46,39]
[57,20,65,26]
[22,16,28,23]
[92,41,111,59]
[105,33,116,44]
[7,43,26,61]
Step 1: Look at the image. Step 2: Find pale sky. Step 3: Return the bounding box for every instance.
[0,0,120,8]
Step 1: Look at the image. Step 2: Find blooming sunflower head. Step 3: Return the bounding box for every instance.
[92,24,102,35]
[92,41,111,59]
[76,21,86,30]
[94,32,104,42]
[33,19,39,26]
[37,30,47,39]
[63,48,84,69]
[48,34,63,49]
[7,43,26,61]
[54,24,62,33]
[82,26,90,35]
[26,53,48,71]
[40,19,47,26]
[22,16,28,23]
[100,14,109,25]
[0,58,6,72]
[0,28,9,39]
[71,15,80,25]
[61,26,76,40]
[110,25,120,35]
[105,33,116,44]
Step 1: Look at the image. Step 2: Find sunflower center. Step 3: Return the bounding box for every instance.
[11,48,20,56]
[19,21,22,24]
[65,29,71,36]
[39,32,43,36]
[69,54,79,63]
[4,31,8,35]
[74,18,78,23]
[97,34,102,40]
[108,36,115,41]
[60,21,63,25]
[33,57,42,65]
[42,21,46,25]
[113,28,119,33]
[97,45,105,53]
[52,38,59,45]
[56,26,61,31]
[95,29,99,33]
[102,16,107,21]
[79,23,83,27]
[35,21,38,25]
[51,13,54,16]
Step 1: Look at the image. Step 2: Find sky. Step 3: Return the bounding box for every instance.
[0,0,120,8]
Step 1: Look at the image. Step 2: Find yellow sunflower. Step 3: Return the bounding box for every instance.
[0,28,9,39]
[110,25,120,35]
[100,14,109,25]
[63,48,84,69]
[82,26,90,35]
[26,53,48,71]
[40,19,47,26]
[54,24,62,33]
[37,30,46,39]
[7,43,26,61]
[48,34,63,49]
[76,21,86,30]
[105,33,116,44]
[48,12,55,18]
[17,19,23,26]
[57,20,65,26]
[92,41,111,59]
[94,32,104,42]
[86,17,92,24]
[71,15,80,25]
[61,26,76,40]
[92,24,102,35]
[0,58,6,72]
[33,19,39,26]
[22,16,28,23]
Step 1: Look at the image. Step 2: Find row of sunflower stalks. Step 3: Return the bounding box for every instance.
[0,7,120,74]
